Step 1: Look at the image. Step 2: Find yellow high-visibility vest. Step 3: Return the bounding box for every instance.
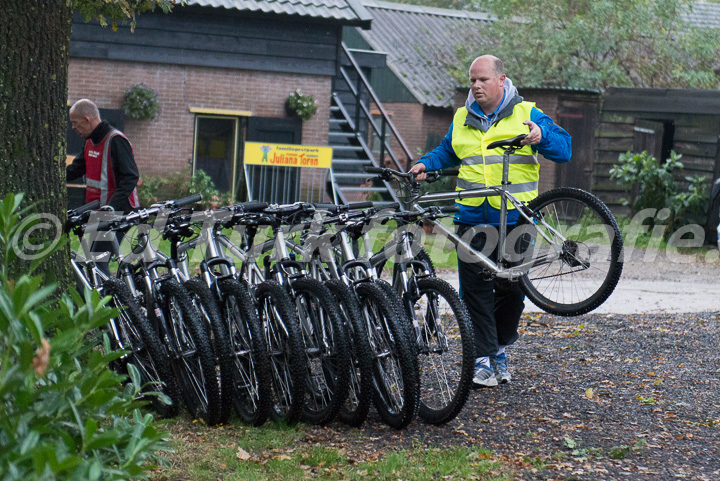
[452,102,539,209]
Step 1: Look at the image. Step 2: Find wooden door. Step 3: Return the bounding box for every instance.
[556,103,597,192]
[633,119,665,161]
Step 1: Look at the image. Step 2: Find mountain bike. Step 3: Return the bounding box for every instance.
[163,203,273,426]
[231,203,352,425]
[347,204,475,425]
[295,202,420,428]
[365,133,624,316]
[88,195,224,424]
[67,200,180,418]
[212,208,307,425]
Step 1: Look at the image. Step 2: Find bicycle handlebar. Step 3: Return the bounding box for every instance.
[68,200,100,217]
[173,193,202,208]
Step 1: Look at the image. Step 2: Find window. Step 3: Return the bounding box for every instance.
[192,109,251,201]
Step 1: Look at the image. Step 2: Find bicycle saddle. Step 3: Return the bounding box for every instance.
[487,134,527,151]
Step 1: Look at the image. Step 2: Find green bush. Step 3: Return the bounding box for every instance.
[0,193,168,480]
[137,166,233,209]
[609,150,709,235]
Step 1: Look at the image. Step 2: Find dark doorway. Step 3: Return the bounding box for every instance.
[245,117,302,203]
[193,116,238,195]
[633,119,674,162]
[555,102,597,192]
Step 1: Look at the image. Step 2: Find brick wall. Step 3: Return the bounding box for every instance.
[421,106,453,156]
[372,102,422,169]
[68,59,332,179]
[372,102,453,169]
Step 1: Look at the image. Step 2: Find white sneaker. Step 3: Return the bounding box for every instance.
[492,352,512,384]
[472,366,498,387]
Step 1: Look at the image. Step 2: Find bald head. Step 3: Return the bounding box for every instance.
[70,99,100,120]
[69,99,101,138]
[469,55,504,77]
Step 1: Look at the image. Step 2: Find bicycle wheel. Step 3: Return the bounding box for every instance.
[373,278,418,358]
[409,277,474,425]
[326,279,374,427]
[518,187,623,316]
[158,279,222,424]
[355,281,419,429]
[291,277,351,425]
[184,277,234,425]
[218,278,272,426]
[102,277,180,418]
[254,281,306,424]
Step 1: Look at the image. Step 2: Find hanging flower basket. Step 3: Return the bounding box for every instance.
[285,89,318,122]
[123,83,160,121]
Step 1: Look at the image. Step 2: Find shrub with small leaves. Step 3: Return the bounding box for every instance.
[610,150,709,237]
[285,89,318,121]
[123,83,160,121]
[0,192,168,480]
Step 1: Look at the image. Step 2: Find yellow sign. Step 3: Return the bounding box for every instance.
[244,142,333,169]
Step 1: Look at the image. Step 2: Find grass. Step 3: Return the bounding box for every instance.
[152,418,510,481]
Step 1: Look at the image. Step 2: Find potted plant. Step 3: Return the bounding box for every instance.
[285,89,318,121]
[123,83,160,121]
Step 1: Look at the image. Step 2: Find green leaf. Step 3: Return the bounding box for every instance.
[19,430,40,455]
[84,419,98,444]
[127,363,142,391]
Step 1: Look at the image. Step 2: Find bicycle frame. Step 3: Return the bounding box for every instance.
[382,147,568,280]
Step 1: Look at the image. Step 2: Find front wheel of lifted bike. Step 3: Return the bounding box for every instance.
[518,187,623,316]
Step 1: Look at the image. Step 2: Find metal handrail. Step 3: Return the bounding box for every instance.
[339,43,413,172]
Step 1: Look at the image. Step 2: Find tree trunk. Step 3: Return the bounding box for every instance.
[0,1,73,284]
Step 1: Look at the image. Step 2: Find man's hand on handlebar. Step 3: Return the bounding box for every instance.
[409,162,427,182]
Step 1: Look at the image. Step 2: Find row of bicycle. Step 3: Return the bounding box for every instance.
[67,194,474,429]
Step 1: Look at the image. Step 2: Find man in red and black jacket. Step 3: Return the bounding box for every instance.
[66,98,140,213]
[67,99,140,274]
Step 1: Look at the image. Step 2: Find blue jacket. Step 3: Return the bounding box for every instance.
[418,99,571,226]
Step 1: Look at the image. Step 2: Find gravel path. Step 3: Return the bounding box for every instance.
[306,310,720,480]
[302,253,720,480]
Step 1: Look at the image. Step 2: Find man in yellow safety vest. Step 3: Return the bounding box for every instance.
[410,55,572,387]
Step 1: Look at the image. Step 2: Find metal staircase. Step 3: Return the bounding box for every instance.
[328,43,415,205]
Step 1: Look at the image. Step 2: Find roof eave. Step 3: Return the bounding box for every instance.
[345,0,374,29]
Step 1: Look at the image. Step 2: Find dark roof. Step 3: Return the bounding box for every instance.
[357,1,720,108]
[187,0,373,26]
[682,2,720,29]
[357,0,491,108]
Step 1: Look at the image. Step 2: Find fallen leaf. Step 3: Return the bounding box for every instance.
[237,447,252,460]
[585,388,594,399]
[33,339,50,376]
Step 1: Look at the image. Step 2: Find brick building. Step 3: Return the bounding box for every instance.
[68,0,371,204]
